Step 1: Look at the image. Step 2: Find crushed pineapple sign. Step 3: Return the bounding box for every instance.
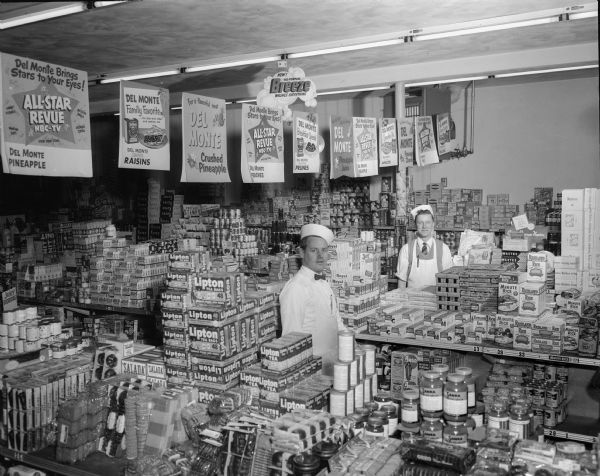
[0,53,92,176]
[118,80,170,170]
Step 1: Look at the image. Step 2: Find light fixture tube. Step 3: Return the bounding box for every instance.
[318,86,391,96]
[0,2,87,29]
[288,38,404,59]
[405,76,489,87]
[494,64,598,78]
[100,69,181,84]
[569,11,598,20]
[186,56,280,73]
[413,17,559,41]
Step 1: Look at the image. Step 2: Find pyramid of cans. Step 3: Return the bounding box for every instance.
[160,241,280,396]
[330,330,378,420]
[238,332,329,418]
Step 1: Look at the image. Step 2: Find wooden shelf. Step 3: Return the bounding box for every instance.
[356,333,600,367]
[19,298,155,316]
[543,415,600,444]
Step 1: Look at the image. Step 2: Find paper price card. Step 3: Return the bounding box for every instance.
[118,80,170,170]
[0,53,92,177]
[241,104,284,183]
[181,93,230,182]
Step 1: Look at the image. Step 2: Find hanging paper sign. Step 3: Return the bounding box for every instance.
[256,67,317,121]
[118,80,169,170]
[181,93,230,183]
[378,118,398,167]
[397,117,415,167]
[0,53,92,177]
[415,116,439,166]
[436,112,455,156]
[241,104,284,183]
[292,111,319,174]
[330,116,353,179]
[353,117,378,177]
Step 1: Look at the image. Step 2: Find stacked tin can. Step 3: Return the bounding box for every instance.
[329,330,378,418]
[0,305,62,353]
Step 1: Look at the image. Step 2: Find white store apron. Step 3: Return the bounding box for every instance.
[407,241,439,288]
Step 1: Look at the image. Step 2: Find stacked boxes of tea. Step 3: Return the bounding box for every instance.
[436,266,462,311]
[458,265,507,313]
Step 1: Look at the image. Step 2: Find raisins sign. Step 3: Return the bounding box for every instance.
[256,67,317,121]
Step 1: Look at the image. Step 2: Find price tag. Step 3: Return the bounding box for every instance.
[472,346,481,353]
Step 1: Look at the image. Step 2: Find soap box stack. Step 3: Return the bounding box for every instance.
[561,188,600,293]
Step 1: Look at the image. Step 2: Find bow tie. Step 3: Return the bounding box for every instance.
[314,274,326,281]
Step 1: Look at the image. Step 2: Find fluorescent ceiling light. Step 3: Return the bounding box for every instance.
[495,64,598,78]
[186,56,280,73]
[569,11,598,20]
[318,85,391,96]
[93,1,127,7]
[0,2,87,29]
[288,38,404,59]
[405,76,489,87]
[413,17,558,41]
[100,69,180,84]
[234,99,256,104]
[171,106,182,110]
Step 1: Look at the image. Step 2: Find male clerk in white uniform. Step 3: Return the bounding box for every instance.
[396,205,453,289]
[279,223,346,374]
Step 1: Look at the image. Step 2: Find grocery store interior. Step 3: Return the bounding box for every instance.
[0,0,599,475]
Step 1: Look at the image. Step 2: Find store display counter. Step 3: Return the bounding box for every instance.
[0,447,126,476]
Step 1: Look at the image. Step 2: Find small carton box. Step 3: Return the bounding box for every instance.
[527,252,549,283]
[495,314,515,347]
[519,282,546,316]
[561,189,584,211]
[513,316,537,351]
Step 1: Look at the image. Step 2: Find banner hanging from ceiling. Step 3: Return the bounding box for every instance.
[0,53,92,177]
[378,118,398,168]
[181,92,230,183]
[397,117,415,167]
[329,116,353,179]
[415,116,439,166]
[353,117,378,177]
[118,80,169,170]
[241,104,284,183]
[292,111,319,174]
[436,112,456,156]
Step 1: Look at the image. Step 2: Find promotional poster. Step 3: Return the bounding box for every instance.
[241,104,284,183]
[352,116,378,177]
[118,80,170,170]
[415,116,439,166]
[378,118,398,167]
[292,111,319,174]
[330,116,353,179]
[397,117,415,167]
[181,92,230,182]
[0,53,92,177]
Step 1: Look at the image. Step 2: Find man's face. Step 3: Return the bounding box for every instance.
[415,213,434,240]
[299,236,329,274]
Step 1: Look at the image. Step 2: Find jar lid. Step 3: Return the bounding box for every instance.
[422,370,440,380]
[447,373,464,383]
[491,401,507,411]
[455,366,473,377]
[367,415,383,426]
[381,404,397,415]
[292,453,320,471]
[402,389,419,400]
[432,363,449,372]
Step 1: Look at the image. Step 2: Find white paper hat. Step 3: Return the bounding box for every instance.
[300,223,335,245]
[410,204,434,219]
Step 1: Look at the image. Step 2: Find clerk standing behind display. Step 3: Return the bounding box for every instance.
[396,205,454,288]
[279,224,346,374]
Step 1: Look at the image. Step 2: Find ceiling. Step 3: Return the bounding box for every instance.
[0,0,597,114]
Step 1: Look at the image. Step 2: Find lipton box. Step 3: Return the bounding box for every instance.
[188,320,239,360]
[193,272,243,306]
[188,352,241,386]
[519,282,546,316]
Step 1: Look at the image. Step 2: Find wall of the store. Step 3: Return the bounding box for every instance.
[410,74,600,205]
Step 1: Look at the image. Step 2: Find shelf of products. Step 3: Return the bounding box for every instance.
[356,333,600,367]
[542,416,599,444]
[19,298,155,316]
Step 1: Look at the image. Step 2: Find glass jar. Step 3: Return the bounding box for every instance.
[381,404,398,436]
[365,415,385,439]
[401,389,420,429]
[431,363,449,382]
[443,420,468,447]
[420,412,443,442]
[419,370,444,413]
[292,453,321,476]
[443,373,468,421]
[311,441,339,473]
[579,328,598,356]
[455,367,476,410]
[509,404,530,440]
[487,402,509,430]
[374,391,392,409]
[371,410,389,437]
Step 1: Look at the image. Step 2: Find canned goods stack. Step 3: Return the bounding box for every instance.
[482,360,569,438]
[1,305,62,353]
[210,208,247,257]
[330,330,378,418]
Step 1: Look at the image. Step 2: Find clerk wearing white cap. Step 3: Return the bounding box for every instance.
[396,205,453,288]
[279,223,345,373]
